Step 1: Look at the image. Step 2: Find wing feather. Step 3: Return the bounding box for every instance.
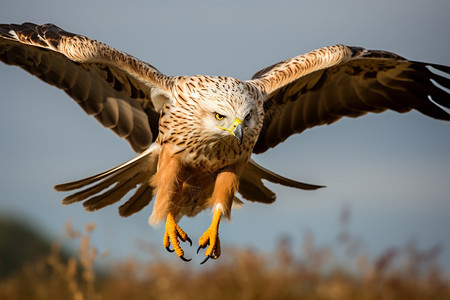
[0,22,174,153]
[56,146,159,217]
[250,45,450,153]
[238,159,323,204]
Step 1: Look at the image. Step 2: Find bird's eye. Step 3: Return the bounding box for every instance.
[215,113,226,121]
[245,113,251,121]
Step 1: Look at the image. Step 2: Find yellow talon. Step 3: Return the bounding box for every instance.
[164,212,192,261]
[198,208,222,263]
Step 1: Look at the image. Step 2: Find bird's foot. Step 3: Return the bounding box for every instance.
[197,208,222,264]
[163,212,192,262]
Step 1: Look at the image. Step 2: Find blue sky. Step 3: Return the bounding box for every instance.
[0,0,449,267]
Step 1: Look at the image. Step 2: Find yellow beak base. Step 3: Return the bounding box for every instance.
[219,118,243,144]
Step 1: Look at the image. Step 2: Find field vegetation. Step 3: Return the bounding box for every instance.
[1,210,449,299]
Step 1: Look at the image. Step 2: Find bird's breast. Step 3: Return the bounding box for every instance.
[182,137,251,172]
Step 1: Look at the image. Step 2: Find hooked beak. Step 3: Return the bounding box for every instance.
[219,118,244,145]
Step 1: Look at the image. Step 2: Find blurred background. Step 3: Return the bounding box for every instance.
[0,0,449,279]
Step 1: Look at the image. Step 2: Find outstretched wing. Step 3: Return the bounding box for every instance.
[0,22,175,153]
[250,45,450,154]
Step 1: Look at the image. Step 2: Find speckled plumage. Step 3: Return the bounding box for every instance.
[158,76,263,170]
[1,22,449,262]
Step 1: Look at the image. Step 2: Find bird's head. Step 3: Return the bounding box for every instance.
[173,76,263,146]
[215,114,244,144]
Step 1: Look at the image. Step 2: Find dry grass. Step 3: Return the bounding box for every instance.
[1,210,449,300]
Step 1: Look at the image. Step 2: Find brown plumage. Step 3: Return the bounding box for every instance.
[1,22,449,262]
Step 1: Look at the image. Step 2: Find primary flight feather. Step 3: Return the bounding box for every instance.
[1,22,449,263]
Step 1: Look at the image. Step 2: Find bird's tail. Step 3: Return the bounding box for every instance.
[238,159,324,204]
[54,146,160,217]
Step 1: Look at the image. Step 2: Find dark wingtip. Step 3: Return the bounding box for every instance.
[347,46,366,57]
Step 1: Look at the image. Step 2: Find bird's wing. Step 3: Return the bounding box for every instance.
[0,22,175,153]
[249,45,450,154]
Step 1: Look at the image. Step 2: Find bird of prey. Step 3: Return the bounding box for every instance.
[1,23,449,263]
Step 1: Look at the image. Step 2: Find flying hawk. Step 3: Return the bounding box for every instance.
[0,23,449,263]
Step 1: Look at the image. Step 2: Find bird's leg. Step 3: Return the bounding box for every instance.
[197,207,222,264]
[197,168,240,264]
[163,211,192,262]
[151,145,192,261]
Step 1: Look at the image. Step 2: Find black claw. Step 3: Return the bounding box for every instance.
[200,256,210,265]
[165,246,174,253]
[197,245,205,254]
[186,236,192,247]
[180,255,191,262]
